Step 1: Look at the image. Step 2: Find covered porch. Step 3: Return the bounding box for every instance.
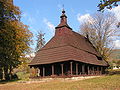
[29,60,107,78]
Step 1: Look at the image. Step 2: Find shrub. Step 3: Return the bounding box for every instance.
[11,74,18,80]
[106,69,120,75]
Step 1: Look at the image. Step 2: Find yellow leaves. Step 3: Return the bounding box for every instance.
[0,0,32,78]
[98,0,120,11]
[10,20,33,40]
[1,0,21,15]
[4,19,33,60]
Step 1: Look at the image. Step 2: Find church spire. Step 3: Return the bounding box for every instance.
[60,9,67,24]
[55,9,72,29]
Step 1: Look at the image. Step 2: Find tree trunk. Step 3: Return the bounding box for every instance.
[0,67,3,80]
[9,66,12,80]
[4,66,10,80]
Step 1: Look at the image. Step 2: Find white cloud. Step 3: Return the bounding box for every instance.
[28,17,36,24]
[43,18,55,32]
[25,53,35,58]
[77,5,120,24]
[108,5,120,21]
[77,13,91,23]
[114,40,120,48]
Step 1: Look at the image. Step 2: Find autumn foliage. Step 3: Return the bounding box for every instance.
[98,0,120,11]
[0,0,32,80]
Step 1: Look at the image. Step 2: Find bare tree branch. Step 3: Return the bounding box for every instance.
[80,12,119,60]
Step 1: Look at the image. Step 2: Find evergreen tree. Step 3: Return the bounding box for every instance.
[35,31,45,53]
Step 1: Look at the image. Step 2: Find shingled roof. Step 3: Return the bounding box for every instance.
[30,10,109,66]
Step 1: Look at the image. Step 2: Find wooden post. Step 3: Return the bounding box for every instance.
[70,62,73,75]
[61,64,64,76]
[92,66,95,75]
[43,67,45,77]
[97,67,99,75]
[82,64,85,74]
[52,64,54,75]
[37,68,40,77]
[102,67,103,74]
[101,67,103,74]
[76,63,78,75]
[88,66,90,75]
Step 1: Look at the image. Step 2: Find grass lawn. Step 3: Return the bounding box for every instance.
[0,75,120,90]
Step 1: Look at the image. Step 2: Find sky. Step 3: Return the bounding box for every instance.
[14,0,120,52]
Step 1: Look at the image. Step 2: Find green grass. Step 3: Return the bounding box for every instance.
[0,75,120,90]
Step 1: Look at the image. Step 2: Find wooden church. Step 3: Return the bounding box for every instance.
[29,10,109,77]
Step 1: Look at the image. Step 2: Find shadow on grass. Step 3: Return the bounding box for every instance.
[0,79,21,84]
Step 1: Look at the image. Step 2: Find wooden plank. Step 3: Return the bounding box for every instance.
[76,63,78,75]
[43,67,45,77]
[70,62,73,75]
[61,64,64,76]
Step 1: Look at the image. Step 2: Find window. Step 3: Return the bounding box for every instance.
[97,56,102,60]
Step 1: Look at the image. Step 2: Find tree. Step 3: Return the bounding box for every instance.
[35,31,45,53]
[0,0,32,80]
[98,0,120,27]
[98,0,120,28]
[98,0,120,11]
[116,60,120,67]
[80,12,120,60]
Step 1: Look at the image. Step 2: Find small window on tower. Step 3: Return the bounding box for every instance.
[97,56,102,60]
